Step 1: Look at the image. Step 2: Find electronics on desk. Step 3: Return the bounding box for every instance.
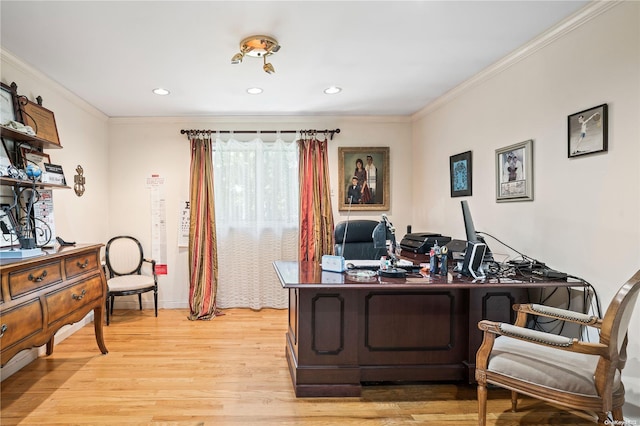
[461,241,487,280]
[321,254,345,273]
[400,232,452,254]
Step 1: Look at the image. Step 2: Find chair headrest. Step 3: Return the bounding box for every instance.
[334,220,380,244]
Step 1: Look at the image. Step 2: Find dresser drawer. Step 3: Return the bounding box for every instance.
[9,261,63,298]
[46,275,104,326]
[64,251,100,279]
[0,299,44,355]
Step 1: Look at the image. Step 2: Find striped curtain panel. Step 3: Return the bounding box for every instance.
[188,135,220,320]
[298,132,335,261]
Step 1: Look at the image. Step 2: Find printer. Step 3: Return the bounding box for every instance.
[400,232,452,254]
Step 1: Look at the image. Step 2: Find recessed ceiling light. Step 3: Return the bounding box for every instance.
[152,88,170,95]
[324,86,342,95]
[247,87,263,95]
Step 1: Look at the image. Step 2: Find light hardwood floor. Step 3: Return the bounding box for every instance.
[1,308,596,425]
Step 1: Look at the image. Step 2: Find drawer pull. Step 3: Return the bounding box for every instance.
[0,324,7,338]
[77,259,89,269]
[28,270,48,282]
[72,289,87,300]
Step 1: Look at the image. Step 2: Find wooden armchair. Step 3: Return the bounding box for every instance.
[475,270,640,425]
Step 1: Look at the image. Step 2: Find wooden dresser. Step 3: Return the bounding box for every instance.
[0,244,108,366]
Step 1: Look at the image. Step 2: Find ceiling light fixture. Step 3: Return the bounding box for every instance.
[324,86,342,95]
[231,35,280,74]
[247,87,263,95]
[152,88,170,95]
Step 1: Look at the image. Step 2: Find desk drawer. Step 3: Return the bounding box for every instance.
[9,261,63,298]
[46,275,103,326]
[64,251,100,279]
[0,299,44,354]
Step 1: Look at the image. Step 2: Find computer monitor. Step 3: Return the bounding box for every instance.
[460,200,493,262]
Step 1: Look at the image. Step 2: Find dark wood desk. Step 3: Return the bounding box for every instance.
[274,260,584,397]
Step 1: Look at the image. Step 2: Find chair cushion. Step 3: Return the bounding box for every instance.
[488,335,621,397]
[108,275,155,292]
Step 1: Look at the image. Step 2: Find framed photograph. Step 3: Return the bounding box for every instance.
[20,147,50,171]
[0,82,19,124]
[568,103,608,158]
[449,150,472,197]
[1,204,18,248]
[338,146,389,211]
[495,139,533,202]
[1,139,13,173]
[18,98,61,146]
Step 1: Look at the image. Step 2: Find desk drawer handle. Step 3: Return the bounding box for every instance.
[72,289,86,300]
[77,259,89,269]
[28,270,48,282]
[0,324,7,338]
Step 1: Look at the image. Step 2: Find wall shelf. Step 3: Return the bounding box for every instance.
[1,126,63,150]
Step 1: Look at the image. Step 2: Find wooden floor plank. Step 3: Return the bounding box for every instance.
[1,308,596,425]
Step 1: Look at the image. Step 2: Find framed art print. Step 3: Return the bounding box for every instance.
[568,103,608,158]
[338,146,389,211]
[449,151,472,197]
[495,139,533,202]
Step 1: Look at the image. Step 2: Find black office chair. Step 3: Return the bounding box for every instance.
[104,235,158,325]
[334,220,387,260]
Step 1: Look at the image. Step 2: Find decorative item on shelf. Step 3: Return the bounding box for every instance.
[1,81,22,125]
[74,164,85,196]
[0,178,52,258]
[230,35,280,74]
[17,94,61,146]
[42,163,66,185]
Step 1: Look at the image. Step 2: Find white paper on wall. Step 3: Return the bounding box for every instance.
[146,175,168,275]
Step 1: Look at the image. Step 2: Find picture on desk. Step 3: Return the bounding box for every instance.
[338,146,389,211]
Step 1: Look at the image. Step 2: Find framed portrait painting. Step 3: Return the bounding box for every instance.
[495,139,533,202]
[568,103,608,158]
[338,146,389,211]
[449,151,472,197]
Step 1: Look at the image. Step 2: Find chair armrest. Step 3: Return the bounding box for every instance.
[142,258,158,279]
[478,320,608,356]
[514,303,602,328]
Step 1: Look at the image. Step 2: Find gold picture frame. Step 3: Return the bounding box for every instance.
[338,146,389,211]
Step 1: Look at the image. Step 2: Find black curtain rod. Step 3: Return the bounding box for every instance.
[180,128,340,140]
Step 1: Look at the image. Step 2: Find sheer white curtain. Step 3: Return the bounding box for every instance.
[213,136,298,309]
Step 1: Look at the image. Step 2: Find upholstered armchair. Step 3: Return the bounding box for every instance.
[475,270,640,425]
[334,220,387,260]
[104,235,158,325]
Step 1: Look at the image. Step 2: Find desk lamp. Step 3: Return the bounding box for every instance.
[372,214,406,278]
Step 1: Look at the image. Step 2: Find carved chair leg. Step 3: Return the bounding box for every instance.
[597,412,608,424]
[477,383,487,426]
[138,294,143,310]
[511,390,518,412]
[612,407,623,421]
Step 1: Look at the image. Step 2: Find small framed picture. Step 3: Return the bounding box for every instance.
[449,151,472,197]
[20,147,50,170]
[1,139,13,173]
[1,204,18,248]
[568,104,608,158]
[1,82,19,124]
[495,139,533,202]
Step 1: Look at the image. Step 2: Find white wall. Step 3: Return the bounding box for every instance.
[1,50,110,244]
[107,116,413,308]
[411,1,640,416]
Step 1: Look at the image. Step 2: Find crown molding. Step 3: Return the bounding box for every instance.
[1,48,108,122]
[412,0,622,121]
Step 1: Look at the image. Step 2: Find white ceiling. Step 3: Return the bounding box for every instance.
[0,1,589,118]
